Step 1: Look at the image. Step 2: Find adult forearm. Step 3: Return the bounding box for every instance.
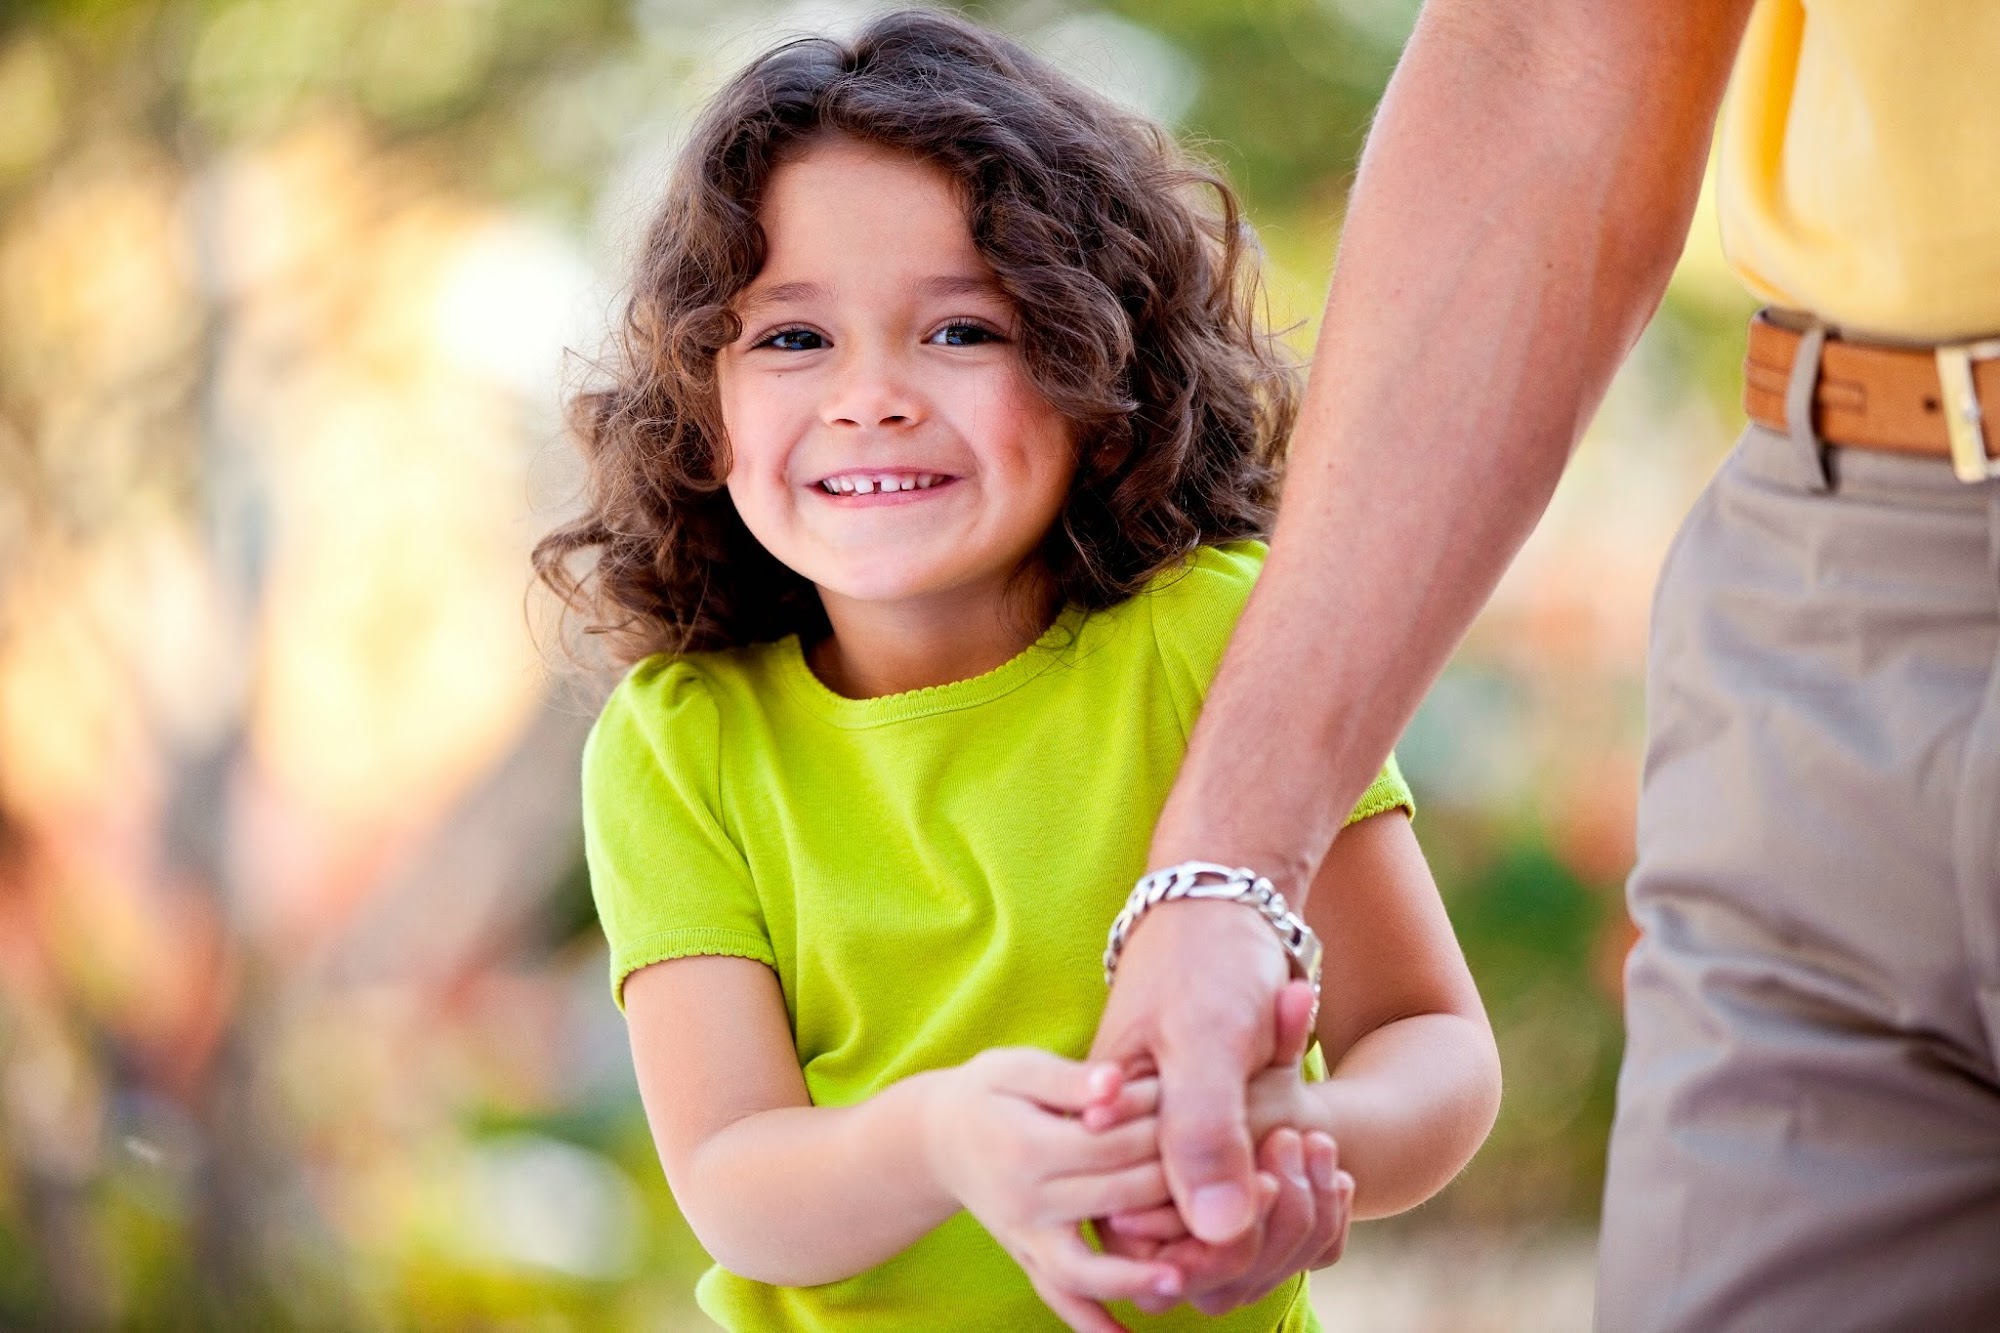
[1151,0,1754,896]
[1281,1014,1502,1219]
[675,1071,957,1286]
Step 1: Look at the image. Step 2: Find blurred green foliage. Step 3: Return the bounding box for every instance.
[0,0,1754,1326]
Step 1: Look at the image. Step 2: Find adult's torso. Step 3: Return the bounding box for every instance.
[1718,0,2000,340]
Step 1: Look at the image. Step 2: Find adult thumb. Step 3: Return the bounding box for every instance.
[1158,1049,1260,1244]
[1270,979,1317,1068]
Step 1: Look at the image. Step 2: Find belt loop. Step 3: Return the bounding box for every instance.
[1785,320,1832,492]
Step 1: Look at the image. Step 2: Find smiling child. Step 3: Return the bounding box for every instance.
[535,11,1499,1332]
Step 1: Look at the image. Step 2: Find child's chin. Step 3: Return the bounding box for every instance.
[813,562,969,607]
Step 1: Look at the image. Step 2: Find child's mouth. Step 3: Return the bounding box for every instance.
[815,472,953,497]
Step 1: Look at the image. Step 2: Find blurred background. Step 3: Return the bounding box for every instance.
[0,0,1757,1327]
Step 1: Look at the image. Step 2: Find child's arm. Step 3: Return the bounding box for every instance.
[622,955,1183,1331]
[1245,807,1501,1218]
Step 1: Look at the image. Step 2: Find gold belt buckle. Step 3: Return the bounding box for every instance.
[1936,338,2000,482]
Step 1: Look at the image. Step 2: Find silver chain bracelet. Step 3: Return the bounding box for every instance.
[1103,861,1323,1025]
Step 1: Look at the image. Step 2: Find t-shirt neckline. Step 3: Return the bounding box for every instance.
[774,602,1088,727]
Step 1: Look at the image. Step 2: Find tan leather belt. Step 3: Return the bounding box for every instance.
[1743,310,2000,482]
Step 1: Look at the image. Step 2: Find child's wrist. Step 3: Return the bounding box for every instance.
[911,1065,972,1212]
[1249,1074,1338,1144]
[1286,1079,1343,1143]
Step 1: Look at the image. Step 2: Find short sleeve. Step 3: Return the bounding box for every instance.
[1344,750,1414,826]
[1143,542,1265,739]
[1145,542,1415,826]
[581,659,774,1009]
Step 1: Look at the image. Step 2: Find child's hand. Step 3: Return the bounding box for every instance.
[923,1049,1184,1333]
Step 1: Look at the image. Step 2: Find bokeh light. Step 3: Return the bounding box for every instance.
[0,2,1755,1326]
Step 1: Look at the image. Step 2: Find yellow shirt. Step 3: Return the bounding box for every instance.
[584,543,1413,1332]
[1718,0,2000,340]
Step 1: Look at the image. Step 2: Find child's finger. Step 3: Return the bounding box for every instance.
[1042,1161,1170,1222]
[1103,1203,1189,1241]
[1300,1132,1350,1269]
[978,1048,1119,1113]
[1081,1075,1160,1131]
[1080,1103,1120,1133]
[1035,1230,1183,1307]
[1023,1270,1130,1333]
[1027,1112,1160,1174]
[1151,1171,1280,1309]
[1310,1160,1354,1269]
[1091,1219,1163,1259]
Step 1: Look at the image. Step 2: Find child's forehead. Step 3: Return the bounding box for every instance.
[760,136,965,224]
[744,143,1003,300]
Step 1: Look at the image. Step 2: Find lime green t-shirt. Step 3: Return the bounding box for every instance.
[583,542,1412,1333]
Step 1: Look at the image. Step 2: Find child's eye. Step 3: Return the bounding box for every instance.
[927,321,1003,347]
[758,327,826,352]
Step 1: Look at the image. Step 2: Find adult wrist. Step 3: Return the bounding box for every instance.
[1115,896,1289,983]
[1104,862,1324,1022]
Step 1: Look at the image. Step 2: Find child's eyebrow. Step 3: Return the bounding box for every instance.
[734,273,1006,317]
[918,274,1007,301]
[736,280,824,315]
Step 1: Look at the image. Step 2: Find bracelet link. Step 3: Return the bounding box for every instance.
[1103,861,1323,1027]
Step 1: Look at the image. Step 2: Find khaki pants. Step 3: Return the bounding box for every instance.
[1596,422,2000,1330]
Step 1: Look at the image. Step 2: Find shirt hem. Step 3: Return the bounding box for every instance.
[612,927,778,1009]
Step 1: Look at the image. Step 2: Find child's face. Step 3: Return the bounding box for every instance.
[716,137,1076,620]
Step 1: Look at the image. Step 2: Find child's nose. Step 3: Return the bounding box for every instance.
[822,349,922,429]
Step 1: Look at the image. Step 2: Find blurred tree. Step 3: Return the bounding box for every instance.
[0,2,1752,1326]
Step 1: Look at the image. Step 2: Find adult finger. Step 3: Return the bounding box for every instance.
[1155,1022,1260,1243]
[1269,980,1317,1068]
[1201,1131,1323,1312]
[1091,901,1283,1243]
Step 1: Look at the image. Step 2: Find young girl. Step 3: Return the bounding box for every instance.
[536,11,1500,1332]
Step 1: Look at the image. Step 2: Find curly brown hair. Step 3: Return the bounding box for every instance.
[534,8,1298,666]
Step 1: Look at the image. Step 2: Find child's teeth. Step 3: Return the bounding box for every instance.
[822,472,946,494]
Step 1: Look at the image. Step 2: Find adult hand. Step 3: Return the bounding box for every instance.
[1141,1127,1350,1315]
[1090,966,1351,1314]
[1088,900,1293,1246]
